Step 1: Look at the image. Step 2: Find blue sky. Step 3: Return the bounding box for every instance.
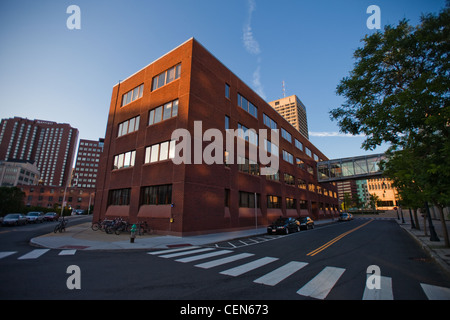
[0,0,446,159]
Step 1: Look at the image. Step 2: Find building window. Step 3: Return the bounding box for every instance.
[267,195,281,209]
[297,178,307,190]
[238,123,258,146]
[237,156,259,175]
[284,173,295,186]
[281,128,292,142]
[263,114,277,130]
[295,139,303,151]
[144,140,176,164]
[282,150,293,164]
[296,158,305,170]
[239,191,259,208]
[264,139,279,156]
[121,84,144,107]
[118,116,140,137]
[225,116,230,130]
[237,93,258,118]
[305,146,312,157]
[225,84,230,99]
[149,99,178,125]
[113,150,136,170]
[108,188,131,206]
[141,184,172,205]
[286,198,296,209]
[152,64,181,91]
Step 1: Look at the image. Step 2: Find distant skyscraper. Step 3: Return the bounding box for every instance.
[0,117,78,187]
[72,138,104,189]
[268,95,309,139]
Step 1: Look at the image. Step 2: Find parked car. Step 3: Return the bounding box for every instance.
[298,216,315,230]
[339,212,353,221]
[43,212,59,222]
[2,213,27,226]
[26,211,45,223]
[267,217,300,234]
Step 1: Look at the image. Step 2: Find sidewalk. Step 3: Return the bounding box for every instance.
[395,216,450,275]
[30,218,337,251]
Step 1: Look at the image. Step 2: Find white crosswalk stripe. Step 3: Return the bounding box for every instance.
[17,249,50,260]
[420,283,450,300]
[296,266,346,300]
[147,246,201,255]
[362,275,393,300]
[195,253,255,269]
[159,248,214,259]
[176,250,232,263]
[147,247,450,300]
[0,251,17,259]
[220,257,279,277]
[254,261,308,286]
[58,249,77,256]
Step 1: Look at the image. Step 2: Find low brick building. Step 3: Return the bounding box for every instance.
[93,38,339,236]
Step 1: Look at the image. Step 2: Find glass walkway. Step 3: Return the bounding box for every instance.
[317,153,385,182]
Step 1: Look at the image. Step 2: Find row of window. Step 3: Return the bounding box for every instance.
[237,93,258,118]
[108,186,336,209]
[108,185,172,206]
[152,64,181,91]
[122,84,144,107]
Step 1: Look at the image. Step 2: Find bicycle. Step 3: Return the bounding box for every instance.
[136,221,150,235]
[54,216,67,233]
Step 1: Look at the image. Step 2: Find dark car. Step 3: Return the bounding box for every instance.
[298,216,315,230]
[267,217,300,235]
[43,212,59,222]
[2,213,27,226]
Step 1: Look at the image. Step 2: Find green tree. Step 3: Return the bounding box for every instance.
[0,187,25,215]
[330,7,450,247]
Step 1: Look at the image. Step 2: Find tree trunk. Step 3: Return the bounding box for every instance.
[436,205,450,248]
[413,208,420,230]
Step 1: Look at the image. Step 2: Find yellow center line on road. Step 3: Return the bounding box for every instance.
[307,219,374,257]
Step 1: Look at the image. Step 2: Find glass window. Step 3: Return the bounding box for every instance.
[118,123,123,137]
[172,100,178,117]
[163,102,172,120]
[128,118,135,134]
[150,144,159,163]
[126,92,132,105]
[117,153,124,169]
[175,64,181,79]
[159,142,169,161]
[149,110,155,125]
[145,147,151,164]
[139,84,144,98]
[152,78,158,91]
[154,106,162,123]
[225,84,230,99]
[225,116,229,130]
[124,152,131,168]
[169,140,176,159]
[132,87,139,101]
[157,73,166,88]
[134,116,140,131]
[167,67,175,83]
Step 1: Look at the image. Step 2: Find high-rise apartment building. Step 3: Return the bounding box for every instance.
[93,38,338,236]
[268,95,309,139]
[72,138,104,189]
[0,117,78,187]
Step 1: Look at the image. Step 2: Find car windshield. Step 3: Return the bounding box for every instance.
[45,213,55,216]
[299,218,308,223]
[5,214,20,219]
[273,218,289,225]
[27,212,39,216]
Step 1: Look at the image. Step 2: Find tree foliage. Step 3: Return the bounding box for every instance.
[330,7,450,245]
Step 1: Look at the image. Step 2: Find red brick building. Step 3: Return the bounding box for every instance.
[0,117,78,187]
[93,38,339,236]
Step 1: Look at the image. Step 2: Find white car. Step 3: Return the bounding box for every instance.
[26,212,45,223]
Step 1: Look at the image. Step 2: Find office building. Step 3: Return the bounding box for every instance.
[0,117,78,187]
[268,95,309,139]
[93,38,338,236]
[0,160,40,187]
[72,138,104,189]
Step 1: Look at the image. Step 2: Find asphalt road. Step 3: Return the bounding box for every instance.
[1,217,449,301]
